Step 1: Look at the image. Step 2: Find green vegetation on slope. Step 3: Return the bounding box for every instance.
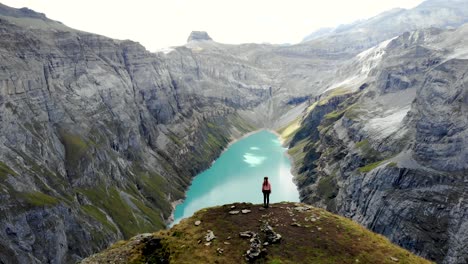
[277,102,318,142]
[358,160,386,173]
[20,191,60,207]
[81,204,118,233]
[229,114,257,134]
[187,116,235,173]
[131,164,175,219]
[318,87,354,106]
[277,117,302,142]
[355,140,397,173]
[0,161,17,179]
[355,139,383,162]
[287,139,309,177]
[58,129,90,172]
[78,187,165,239]
[317,175,338,201]
[358,159,396,173]
[81,202,432,264]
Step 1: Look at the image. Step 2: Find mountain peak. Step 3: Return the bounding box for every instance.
[0,3,47,20]
[187,31,213,42]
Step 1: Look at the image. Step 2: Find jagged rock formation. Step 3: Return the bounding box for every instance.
[288,25,468,264]
[0,0,467,263]
[81,202,431,264]
[187,31,213,42]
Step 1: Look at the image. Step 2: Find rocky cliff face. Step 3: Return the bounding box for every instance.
[303,0,468,53]
[289,26,468,264]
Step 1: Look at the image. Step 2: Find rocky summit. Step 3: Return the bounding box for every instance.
[0,0,467,263]
[81,202,431,264]
[187,31,213,42]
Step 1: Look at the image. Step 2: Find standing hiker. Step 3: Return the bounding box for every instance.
[262,176,271,208]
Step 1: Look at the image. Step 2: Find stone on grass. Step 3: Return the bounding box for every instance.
[194,220,201,226]
[245,236,265,261]
[217,248,224,254]
[205,230,216,242]
[261,223,282,244]
[242,209,251,214]
[229,210,240,215]
[239,231,256,238]
[294,206,311,212]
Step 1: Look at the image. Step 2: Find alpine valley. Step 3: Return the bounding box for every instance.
[0,0,467,263]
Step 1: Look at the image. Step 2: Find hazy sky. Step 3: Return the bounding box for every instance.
[3,0,424,51]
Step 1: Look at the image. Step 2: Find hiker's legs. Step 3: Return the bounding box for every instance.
[263,192,267,207]
[266,192,270,207]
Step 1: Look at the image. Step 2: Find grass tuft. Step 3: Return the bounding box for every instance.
[355,139,382,161]
[358,160,385,173]
[21,191,59,207]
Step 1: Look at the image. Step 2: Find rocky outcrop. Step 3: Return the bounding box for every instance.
[0,3,48,20]
[187,31,213,42]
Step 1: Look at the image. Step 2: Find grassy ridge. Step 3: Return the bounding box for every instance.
[82,202,432,264]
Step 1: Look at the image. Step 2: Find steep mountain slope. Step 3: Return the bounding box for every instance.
[288,26,468,264]
[81,202,432,264]
[303,0,468,53]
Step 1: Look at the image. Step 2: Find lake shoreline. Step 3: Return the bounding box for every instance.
[168,129,299,227]
[167,129,266,228]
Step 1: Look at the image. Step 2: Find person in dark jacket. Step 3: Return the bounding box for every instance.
[262,176,271,208]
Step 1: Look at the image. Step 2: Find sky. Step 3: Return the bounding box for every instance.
[2,0,425,51]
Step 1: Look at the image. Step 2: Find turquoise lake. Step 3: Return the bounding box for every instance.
[172,130,299,225]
